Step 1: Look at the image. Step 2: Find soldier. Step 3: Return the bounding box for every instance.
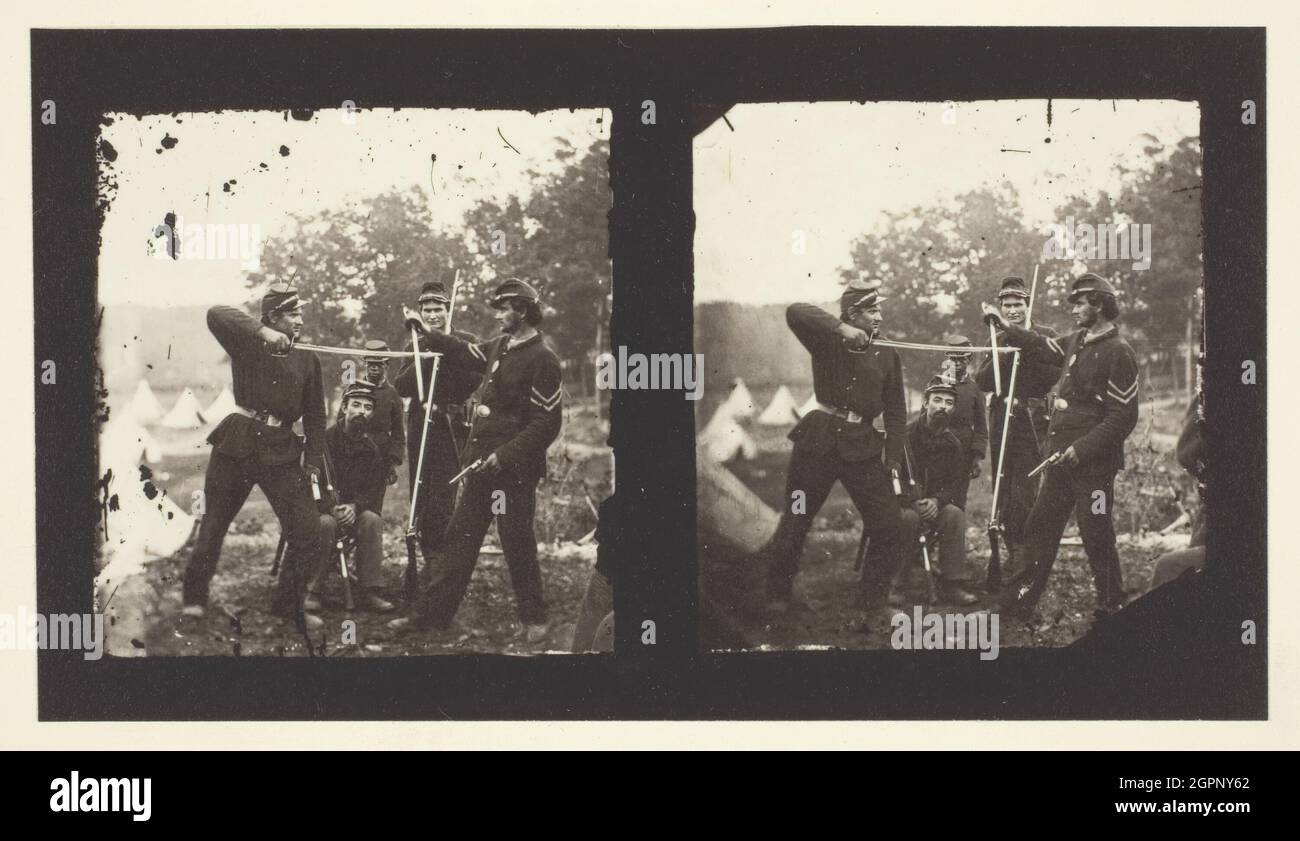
[939,334,989,480]
[982,273,1140,618]
[755,278,907,630]
[306,380,396,613]
[895,376,978,605]
[392,281,481,576]
[181,284,325,630]
[360,339,406,511]
[389,278,563,642]
[975,276,1063,571]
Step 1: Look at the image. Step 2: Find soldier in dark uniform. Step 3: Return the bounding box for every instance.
[306,380,396,613]
[975,276,1063,571]
[389,278,563,643]
[895,376,978,605]
[982,273,1140,618]
[755,279,907,630]
[181,284,326,630]
[392,281,481,575]
[360,339,406,512]
[939,334,989,480]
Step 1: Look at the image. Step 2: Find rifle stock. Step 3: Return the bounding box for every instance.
[404,531,420,602]
[986,525,1002,592]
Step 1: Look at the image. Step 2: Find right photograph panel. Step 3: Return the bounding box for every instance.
[695,100,1203,653]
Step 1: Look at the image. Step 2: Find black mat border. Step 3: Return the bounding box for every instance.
[32,27,1264,720]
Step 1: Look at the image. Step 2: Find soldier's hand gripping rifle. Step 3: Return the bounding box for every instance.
[403,270,460,601]
[984,264,1038,592]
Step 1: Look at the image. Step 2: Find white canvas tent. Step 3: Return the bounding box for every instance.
[160,387,206,429]
[100,416,163,467]
[757,385,800,426]
[720,378,757,420]
[700,405,758,463]
[129,379,164,424]
[95,443,197,657]
[204,387,237,424]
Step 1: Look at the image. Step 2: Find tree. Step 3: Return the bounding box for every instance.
[839,182,1054,341]
[1053,136,1203,397]
[245,137,612,375]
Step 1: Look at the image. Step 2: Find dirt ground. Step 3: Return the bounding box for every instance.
[709,434,1189,652]
[134,400,609,657]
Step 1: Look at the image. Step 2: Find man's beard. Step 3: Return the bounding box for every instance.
[344,415,367,433]
[926,411,949,430]
[1077,309,1098,329]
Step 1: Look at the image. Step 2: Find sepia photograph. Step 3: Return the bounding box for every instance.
[94,107,615,657]
[695,100,1205,653]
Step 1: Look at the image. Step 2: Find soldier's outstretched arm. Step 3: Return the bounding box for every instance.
[417,329,495,374]
[1002,323,1068,366]
[493,355,563,472]
[1070,347,1140,466]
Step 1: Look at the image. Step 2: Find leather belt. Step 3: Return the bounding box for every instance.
[814,401,863,424]
[234,405,287,427]
[1013,397,1048,410]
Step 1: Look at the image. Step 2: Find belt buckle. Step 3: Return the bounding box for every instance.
[845,410,862,424]
[1054,398,1069,411]
[266,415,282,428]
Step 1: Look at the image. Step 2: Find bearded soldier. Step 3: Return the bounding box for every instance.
[975,276,1063,572]
[390,278,563,642]
[181,284,325,630]
[393,281,481,576]
[306,379,396,614]
[982,273,1140,618]
[755,278,907,631]
[894,376,979,605]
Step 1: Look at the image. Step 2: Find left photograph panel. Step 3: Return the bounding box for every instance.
[95,107,614,657]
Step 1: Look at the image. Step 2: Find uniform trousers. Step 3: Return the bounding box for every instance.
[407,413,464,561]
[897,503,970,583]
[311,510,385,590]
[1005,464,1125,611]
[989,411,1047,550]
[762,445,902,609]
[182,450,320,613]
[413,467,547,627]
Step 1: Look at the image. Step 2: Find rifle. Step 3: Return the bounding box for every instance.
[319,448,354,612]
[404,270,460,601]
[901,439,938,604]
[985,264,1037,593]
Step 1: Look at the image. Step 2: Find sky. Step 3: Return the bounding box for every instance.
[694,99,1200,305]
[97,107,608,307]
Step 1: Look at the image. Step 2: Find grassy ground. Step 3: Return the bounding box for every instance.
[137,399,610,657]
